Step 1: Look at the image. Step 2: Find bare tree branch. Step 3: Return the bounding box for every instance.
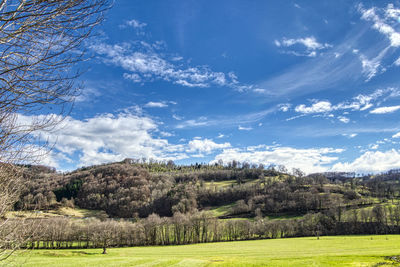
[0,0,111,263]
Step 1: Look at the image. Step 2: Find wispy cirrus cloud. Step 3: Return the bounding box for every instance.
[238,125,253,131]
[354,4,400,81]
[342,133,358,138]
[263,39,362,97]
[394,57,400,66]
[176,108,276,129]
[358,46,390,82]
[90,23,255,91]
[263,4,400,98]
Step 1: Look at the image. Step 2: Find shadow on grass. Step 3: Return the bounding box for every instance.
[41,251,99,257]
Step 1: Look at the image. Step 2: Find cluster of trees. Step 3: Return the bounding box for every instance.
[16,202,400,252]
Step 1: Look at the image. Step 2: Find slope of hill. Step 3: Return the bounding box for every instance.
[14,160,400,221]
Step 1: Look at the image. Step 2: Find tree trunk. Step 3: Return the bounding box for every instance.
[102,247,107,254]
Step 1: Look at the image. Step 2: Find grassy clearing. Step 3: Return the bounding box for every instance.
[12,235,400,266]
[203,180,238,188]
[206,203,235,217]
[265,214,304,220]
[6,207,108,219]
[203,178,262,189]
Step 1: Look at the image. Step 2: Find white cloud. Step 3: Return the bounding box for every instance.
[160,131,174,137]
[123,73,142,83]
[295,101,333,114]
[238,125,253,131]
[144,101,168,108]
[213,146,344,174]
[275,36,331,57]
[280,36,331,50]
[253,88,267,93]
[188,138,231,154]
[359,4,400,47]
[119,19,148,36]
[338,116,350,123]
[385,4,400,20]
[392,132,400,138]
[75,87,101,103]
[171,56,183,61]
[332,149,400,173]
[21,112,240,168]
[126,19,147,29]
[292,88,399,117]
[278,103,291,112]
[21,112,194,168]
[370,105,400,114]
[369,144,379,150]
[120,19,147,29]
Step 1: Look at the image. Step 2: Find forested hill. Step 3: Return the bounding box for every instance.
[14,160,400,220]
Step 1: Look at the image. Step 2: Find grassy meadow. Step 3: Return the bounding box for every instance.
[11,235,400,267]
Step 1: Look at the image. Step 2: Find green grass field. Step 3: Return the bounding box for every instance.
[10,235,400,266]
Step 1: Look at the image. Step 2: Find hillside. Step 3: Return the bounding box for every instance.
[13,160,400,222]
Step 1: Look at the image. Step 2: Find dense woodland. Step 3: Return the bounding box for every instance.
[5,159,400,251]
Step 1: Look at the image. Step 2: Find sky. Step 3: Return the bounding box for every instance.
[33,0,400,174]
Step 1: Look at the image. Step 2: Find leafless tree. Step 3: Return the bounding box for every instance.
[0,0,110,262]
[92,220,118,254]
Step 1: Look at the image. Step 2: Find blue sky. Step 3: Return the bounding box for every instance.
[34,0,400,174]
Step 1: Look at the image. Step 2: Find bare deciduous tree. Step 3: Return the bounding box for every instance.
[0,0,110,262]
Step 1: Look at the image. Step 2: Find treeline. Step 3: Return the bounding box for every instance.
[13,203,400,252]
